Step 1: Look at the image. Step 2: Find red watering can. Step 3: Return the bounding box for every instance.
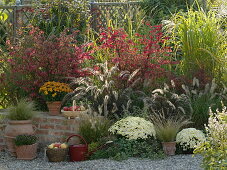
[66,134,88,162]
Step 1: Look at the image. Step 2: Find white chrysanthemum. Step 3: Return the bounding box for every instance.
[108,116,156,140]
[176,128,206,151]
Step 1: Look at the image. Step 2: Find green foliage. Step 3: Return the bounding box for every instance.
[182,78,227,129]
[31,0,89,37]
[0,57,31,109]
[79,115,112,144]
[88,142,100,153]
[0,12,8,48]
[140,0,206,25]
[14,134,38,146]
[7,99,37,120]
[2,0,15,5]
[150,113,191,142]
[90,138,165,161]
[194,106,227,169]
[167,9,227,82]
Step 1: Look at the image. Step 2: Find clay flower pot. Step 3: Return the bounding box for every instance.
[15,143,38,160]
[4,120,36,156]
[46,101,61,116]
[162,142,176,156]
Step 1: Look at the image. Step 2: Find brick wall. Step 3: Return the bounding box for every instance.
[0,112,81,151]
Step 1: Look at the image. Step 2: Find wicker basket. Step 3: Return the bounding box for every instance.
[46,148,68,162]
[61,100,88,119]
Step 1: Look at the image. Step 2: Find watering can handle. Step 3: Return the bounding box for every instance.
[66,134,88,146]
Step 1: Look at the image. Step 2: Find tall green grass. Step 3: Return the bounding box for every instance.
[170,9,227,82]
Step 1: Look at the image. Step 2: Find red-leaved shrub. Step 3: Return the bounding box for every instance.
[97,25,177,88]
[3,26,92,103]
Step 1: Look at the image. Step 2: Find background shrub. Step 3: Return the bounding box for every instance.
[167,9,227,83]
[31,0,90,37]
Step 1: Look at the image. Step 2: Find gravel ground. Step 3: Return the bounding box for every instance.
[0,152,203,170]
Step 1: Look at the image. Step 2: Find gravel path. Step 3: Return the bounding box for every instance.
[0,152,203,170]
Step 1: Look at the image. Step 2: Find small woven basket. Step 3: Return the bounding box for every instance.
[46,148,68,162]
[61,100,88,119]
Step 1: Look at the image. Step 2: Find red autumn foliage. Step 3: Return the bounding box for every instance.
[97,26,177,88]
[3,26,92,100]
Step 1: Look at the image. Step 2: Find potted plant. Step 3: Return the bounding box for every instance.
[15,134,38,160]
[39,81,72,116]
[150,113,191,156]
[4,99,37,156]
[46,142,68,162]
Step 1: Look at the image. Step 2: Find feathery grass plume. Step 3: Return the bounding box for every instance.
[130,82,193,119]
[64,61,140,119]
[182,77,227,129]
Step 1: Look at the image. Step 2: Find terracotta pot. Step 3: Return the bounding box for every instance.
[4,120,36,156]
[46,101,62,116]
[15,143,38,160]
[162,142,176,156]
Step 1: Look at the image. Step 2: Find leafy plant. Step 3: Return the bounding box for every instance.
[79,115,112,144]
[15,134,38,146]
[194,106,227,169]
[150,112,191,142]
[182,78,227,129]
[7,99,37,120]
[90,138,165,161]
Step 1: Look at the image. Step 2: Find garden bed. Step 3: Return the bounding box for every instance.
[0,152,202,170]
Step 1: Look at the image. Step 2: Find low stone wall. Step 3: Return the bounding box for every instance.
[0,112,80,151]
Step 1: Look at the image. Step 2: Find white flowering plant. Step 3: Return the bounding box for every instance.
[108,116,156,140]
[176,128,206,151]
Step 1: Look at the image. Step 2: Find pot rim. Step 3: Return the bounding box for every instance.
[46,101,62,104]
[16,143,38,148]
[161,141,176,144]
[9,120,32,124]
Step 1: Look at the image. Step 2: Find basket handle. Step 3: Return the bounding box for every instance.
[66,134,88,146]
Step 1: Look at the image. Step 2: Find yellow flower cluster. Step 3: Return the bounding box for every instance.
[39,81,72,97]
